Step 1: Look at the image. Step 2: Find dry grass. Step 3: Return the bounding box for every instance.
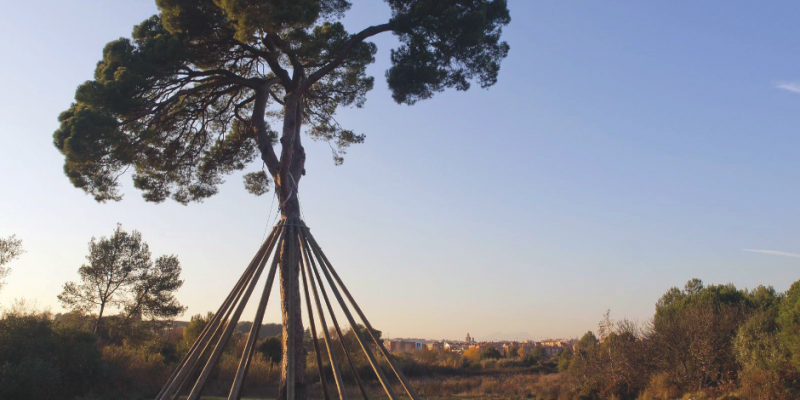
[194,371,571,400]
[412,372,575,400]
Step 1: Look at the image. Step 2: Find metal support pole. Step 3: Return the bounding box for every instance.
[157,229,273,399]
[159,223,283,400]
[299,231,370,400]
[298,233,332,400]
[156,218,422,400]
[302,228,399,400]
[228,241,282,400]
[306,228,421,400]
[186,226,283,400]
[298,230,348,400]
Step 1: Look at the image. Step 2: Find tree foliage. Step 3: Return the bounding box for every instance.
[523,345,545,366]
[735,307,799,400]
[0,235,24,292]
[53,0,511,204]
[506,345,519,358]
[58,224,185,333]
[0,235,24,266]
[0,311,103,400]
[556,346,572,372]
[178,312,214,355]
[564,279,800,400]
[651,280,752,393]
[778,280,800,369]
[479,346,501,360]
[258,334,283,364]
[126,254,185,321]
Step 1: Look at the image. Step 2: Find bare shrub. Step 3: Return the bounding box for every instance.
[639,372,681,400]
[101,345,169,398]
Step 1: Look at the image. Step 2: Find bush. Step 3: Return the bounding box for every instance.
[258,334,283,364]
[479,346,502,360]
[0,356,62,400]
[100,344,170,399]
[639,372,681,400]
[0,312,103,400]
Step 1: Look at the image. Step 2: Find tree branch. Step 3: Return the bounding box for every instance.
[253,83,280,174]
[182,69,258,88]
[268,33,304,86]
[257,37,293,90]
[299,23,392,94]
[234,95,256,122]
[268,86,286,106]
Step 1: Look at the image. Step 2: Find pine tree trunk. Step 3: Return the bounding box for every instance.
[277,217,307,400]
[276,98,307,400]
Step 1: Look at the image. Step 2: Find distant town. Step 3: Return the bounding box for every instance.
[384,332,575,359]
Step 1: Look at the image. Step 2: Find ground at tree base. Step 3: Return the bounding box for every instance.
[196,397,503,400]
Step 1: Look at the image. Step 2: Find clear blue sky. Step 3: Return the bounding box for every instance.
[2,1,800,341]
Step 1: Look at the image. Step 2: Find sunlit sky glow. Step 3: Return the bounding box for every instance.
[2,1,800,341]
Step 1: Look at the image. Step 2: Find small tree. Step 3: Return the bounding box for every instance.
[557,346,573,371]
[568,331,601,396]
[778,280,800,369]
[258,334,283,364]
[736,308,798,400]
[525,344,545,365]
[506,346,519,358]
[651,280,751,393]
[178,312,214,355]
[0,235,24,292]
[125,254,186,322]
[462,346,480,362]
[479,346,501,360]
[343,323,382,346]
[58,225,185,333]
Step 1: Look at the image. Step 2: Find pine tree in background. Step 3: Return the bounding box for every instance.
[57,225,185,334]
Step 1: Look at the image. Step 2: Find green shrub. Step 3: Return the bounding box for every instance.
[0,312,102,400]
[99,344,170,399]
[258,334,283,364]
[639,372,680,400]
[479,346,502,360]
[0,356,62,399]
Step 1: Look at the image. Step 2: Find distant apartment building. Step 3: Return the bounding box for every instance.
[538,338,574,358]
[384,339,424,352]
[495,338,576,358]
[382,333,574,358]
[443,341,465,352]
[518,340,539,356]
[435,334,476,353]
[469,342,507,356]
[503,341,528,356]
[425,341,444,351]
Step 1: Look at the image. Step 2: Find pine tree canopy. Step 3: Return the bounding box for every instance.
[54,0,511,204]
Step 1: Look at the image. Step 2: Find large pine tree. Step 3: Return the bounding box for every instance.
[54,1,510,397]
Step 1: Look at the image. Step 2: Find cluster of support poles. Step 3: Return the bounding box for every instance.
[155,218,421,400]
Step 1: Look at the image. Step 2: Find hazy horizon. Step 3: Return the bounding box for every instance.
[3,0,800,341]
